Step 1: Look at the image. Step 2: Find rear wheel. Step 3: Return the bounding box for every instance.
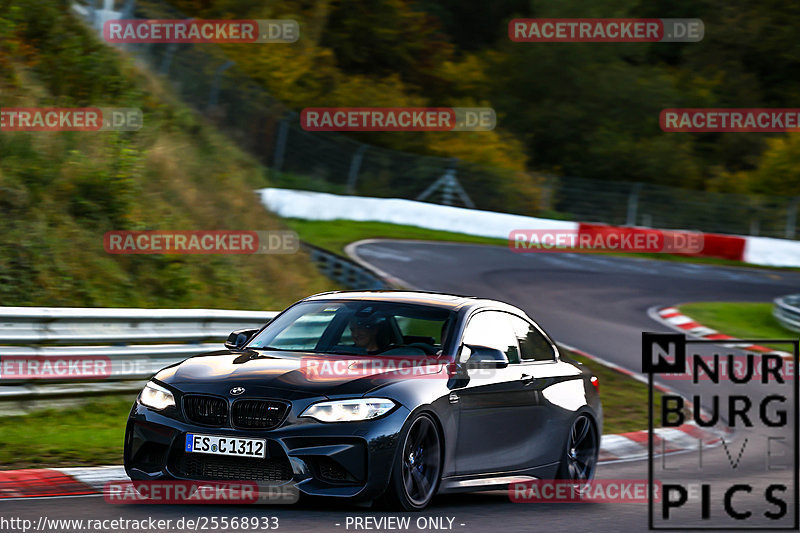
[557,413,598,484]
[378,413,442,511]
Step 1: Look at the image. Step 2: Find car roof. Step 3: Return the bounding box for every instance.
[302,290,525,314]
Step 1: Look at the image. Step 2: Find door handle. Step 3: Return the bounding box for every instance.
[521,373,533,380]
[449,392,459,404]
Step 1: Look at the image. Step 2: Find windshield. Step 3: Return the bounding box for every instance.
[247,300,455,356]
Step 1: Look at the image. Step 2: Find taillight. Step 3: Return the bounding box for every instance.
[590,375,599,392]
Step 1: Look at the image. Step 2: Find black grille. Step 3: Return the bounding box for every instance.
[232,400,288,429]
[184,395,228,426]
[174,454,292,482]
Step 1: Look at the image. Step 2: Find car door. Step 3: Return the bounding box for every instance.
[452,310,540,475]
[508,314,572,467]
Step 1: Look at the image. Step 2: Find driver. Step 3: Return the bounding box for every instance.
[349,313,389,354]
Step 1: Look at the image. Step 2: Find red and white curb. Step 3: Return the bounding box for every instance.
[0,466,124,499]
[599,422,729,463]
[652,306,792,358]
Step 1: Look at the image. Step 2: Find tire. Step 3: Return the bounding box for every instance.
[378,412,442,511]
[556,413,599,484]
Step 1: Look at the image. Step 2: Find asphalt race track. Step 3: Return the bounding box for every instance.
[4,241,800,532]
[350,240,800,379]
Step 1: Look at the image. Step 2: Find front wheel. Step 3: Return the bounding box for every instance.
[378,412,442,511]
[556,413,599,484]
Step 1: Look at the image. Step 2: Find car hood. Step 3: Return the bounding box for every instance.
[153,349,448,398]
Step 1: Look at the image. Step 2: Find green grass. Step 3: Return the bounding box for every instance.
[677,302,799,349]
[0,352,659,469]
[285,218,508,255]
[286,219,800,271]
[566,351,662,435]
[0,395,136,469]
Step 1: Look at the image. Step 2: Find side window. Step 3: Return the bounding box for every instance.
[509,316,556,362]
[395,317,444,345]
[461,311,520,364]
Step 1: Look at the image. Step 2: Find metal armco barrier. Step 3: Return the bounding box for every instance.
[774,295,800,332]
[0,307,275,344]
[0,243,387,412]
[304,243,390,289]
[0,307,277,411]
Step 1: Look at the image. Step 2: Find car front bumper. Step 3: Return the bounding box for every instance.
[124,401,411,501]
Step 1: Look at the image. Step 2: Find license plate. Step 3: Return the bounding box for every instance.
[185,433,266,458]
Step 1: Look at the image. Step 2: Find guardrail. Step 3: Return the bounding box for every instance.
[774,295,800,333]
[303,243,390,290]
[0,307,278,413]
[0,243,386,413]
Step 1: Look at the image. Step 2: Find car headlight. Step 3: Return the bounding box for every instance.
[139,381,175,410]
[300,398,396,423]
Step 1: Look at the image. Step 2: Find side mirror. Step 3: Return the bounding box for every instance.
[462,344,509,369]
[225,328,259,350]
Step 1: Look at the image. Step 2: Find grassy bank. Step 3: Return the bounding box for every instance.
[0,1,332,309]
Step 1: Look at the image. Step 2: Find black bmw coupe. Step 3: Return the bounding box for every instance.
[124,291,602,510]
